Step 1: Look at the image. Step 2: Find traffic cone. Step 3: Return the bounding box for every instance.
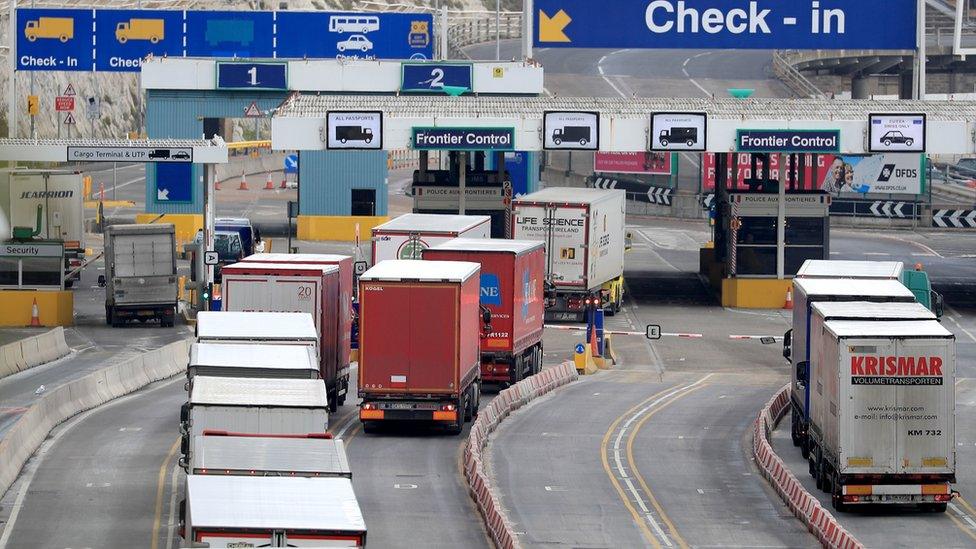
[280,177,288,189]
[784,288,794,310]
[238,173,249,191]
[589,322,600,357]
[264,172,275,190]
[29,298,41,327]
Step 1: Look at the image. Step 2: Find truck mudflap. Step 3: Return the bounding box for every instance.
[839,482,953,505]
[360,401,459,423]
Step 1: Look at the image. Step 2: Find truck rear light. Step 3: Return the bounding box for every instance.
[935,494,951,502]
[843,495,861,503]
[362,403,378,410]
[440,404,456,412]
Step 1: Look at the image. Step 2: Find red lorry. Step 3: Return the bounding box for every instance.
[220,262,348,412]
[242,253,355,373]
[424,238,545,386]
[358,259,484,435]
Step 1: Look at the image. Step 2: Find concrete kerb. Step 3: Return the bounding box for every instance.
[752,385,864,549]
[464,363,579,549]
[0,328,70,380]
[0,338,191,499]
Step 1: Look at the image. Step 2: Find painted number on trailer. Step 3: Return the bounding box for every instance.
[297,285,313,300]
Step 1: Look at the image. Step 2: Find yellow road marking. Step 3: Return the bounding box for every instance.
[151,437,181,549]
[342,422,363,448]
[947,509,976,543]
[627,384,709,549]
[956,496,976,520]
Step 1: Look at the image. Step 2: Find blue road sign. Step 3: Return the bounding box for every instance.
[737,129,840,154]
[401,63,471,92]
[277,12,432,61]
[17,8,93,71]
[95,10,183,72]
[284,154,299,174]
[575,343,586,354]
[186,11,274,58]
[534,0,917,50]
[17,8,434,72]
[155,163,192,203]
[217,62,287,90]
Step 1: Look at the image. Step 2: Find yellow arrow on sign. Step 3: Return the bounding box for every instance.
[538,9,572,43]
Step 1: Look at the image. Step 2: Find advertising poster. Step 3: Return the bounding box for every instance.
[595,152,671,175]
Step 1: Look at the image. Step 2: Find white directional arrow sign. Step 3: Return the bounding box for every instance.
[870,201,883,216]
[881,201,893,217]
[157,188,170,201]
[950,210,963,228]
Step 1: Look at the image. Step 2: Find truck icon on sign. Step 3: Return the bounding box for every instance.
[115,19,165,44]
[659,127,698,147]
[336,126,373,144]
[552,126,591,146]
[24,17,73,42]
[205,20,254,47]
[148,149,171,160]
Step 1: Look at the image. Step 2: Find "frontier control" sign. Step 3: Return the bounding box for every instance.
[412,127,515,151]
[736,129,840,154]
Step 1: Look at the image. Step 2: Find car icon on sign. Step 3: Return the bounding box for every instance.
[172,151,191,160]
[881,130,914,147]
[337,35,373,52]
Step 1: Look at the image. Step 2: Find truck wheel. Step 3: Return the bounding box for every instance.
[800,436,810,459]
[831,489,847,513]
[362,421,377,434]
[534,345,543,375]
[686,139,695,147]
[790,412,801,447]
[472,382,481,417]
[553,138,562,146]
[580,138,588,146]
[464,389,474,422]
[64,279,74,289]
[921,503,947,513]
[447,400,465,435]
[328,387,339,413]
[660,138,669,147]
[820,460,832,494]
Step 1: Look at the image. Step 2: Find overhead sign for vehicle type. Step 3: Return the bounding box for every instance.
[401,63,472,92]
[821,154,923,195]
[16,8,434,72]
[869,113,925,153]
[217,62,287,91]
[66,146,193,163]
[533,0,917,50]
[651,112,706,151]
[155,163,193,202]
[595,152,672,175]
[326,111,383,150]
[543,111,599,151]
[412,127,515,151]
[737,129,840,153]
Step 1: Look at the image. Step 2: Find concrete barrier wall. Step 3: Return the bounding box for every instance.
[753,385,864,549]
[0,328,71,380]
[0,338,191,499]
[464,362,578,549]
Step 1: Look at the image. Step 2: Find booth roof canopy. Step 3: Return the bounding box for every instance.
[275,95,976,121]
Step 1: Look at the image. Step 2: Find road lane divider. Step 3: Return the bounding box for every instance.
[463,362,579,549]
[0,328,71,380]
[753,385,863,549]
[0,338,191,500]
[601,375,712,549]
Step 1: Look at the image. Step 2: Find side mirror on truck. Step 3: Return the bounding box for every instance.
[782,330,793,360]
[180,402,190,426]
[795,361,809,384]
[97,274,106,287]
[932,290,945,319]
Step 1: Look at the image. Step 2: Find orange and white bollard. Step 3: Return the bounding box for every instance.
[238,172,249,191]
[264,172,275,190]
[784,288,794,310]
[29,298,41,327]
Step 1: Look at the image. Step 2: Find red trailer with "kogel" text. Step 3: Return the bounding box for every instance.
[424,238,545,386]
[358,260,483,435]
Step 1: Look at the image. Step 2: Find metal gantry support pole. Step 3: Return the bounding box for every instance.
[440,7,448,61]
[523,0,534,60]
[203,163,215,301]
[776,153,787,279]
[458,151,467,215]
[495,0,501,61]
[7,0,17,138]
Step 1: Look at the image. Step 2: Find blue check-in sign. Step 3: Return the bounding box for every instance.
[737,129,840,154]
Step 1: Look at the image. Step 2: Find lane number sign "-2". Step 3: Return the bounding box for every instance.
[216,62,287,90]
[401,63,472,92]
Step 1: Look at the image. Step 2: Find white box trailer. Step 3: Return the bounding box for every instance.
[371,213,491,263]
[796,260,904,279]
[181,376,329,465]
[183,475,366,547]
[187,343,319,387]
[190,434,351,478]
[808,320,955,512]
[0,169,85,285]
[788,279,917,454]
[512,187,626,321]
[195,311,319,349]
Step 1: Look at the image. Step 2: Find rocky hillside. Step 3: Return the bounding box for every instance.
[0,0,501,139]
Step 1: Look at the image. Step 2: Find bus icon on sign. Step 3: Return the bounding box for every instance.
[329,15,380,34]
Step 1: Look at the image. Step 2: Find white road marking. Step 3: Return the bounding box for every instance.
[597,49,635,99]
[862,252,890,256]
[333,413,359,439]
[944,306,976,344]
[165,460,180,549]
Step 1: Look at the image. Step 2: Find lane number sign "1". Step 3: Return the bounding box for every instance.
[216,62,288,90]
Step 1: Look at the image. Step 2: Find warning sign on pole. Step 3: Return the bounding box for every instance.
[27,95,39,116]
[63,112,76,125]
[62,84,76,96]
[244,101,263,118]
[55,96,74,112]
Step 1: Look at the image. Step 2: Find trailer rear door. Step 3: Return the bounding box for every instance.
[514,204,587,288]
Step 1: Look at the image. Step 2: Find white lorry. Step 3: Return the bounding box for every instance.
[183,475,367,547]
[512,187,626,321]
[786,278,917,457]
[195,311,319,350]
[180,376,329,465]
[189,433,351,477]
[0,169,85,286]
[102,224,178,327]
[795,259,943,315]
[187,343,320,388]
[371,213,490,263]
[807,319,955,512]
